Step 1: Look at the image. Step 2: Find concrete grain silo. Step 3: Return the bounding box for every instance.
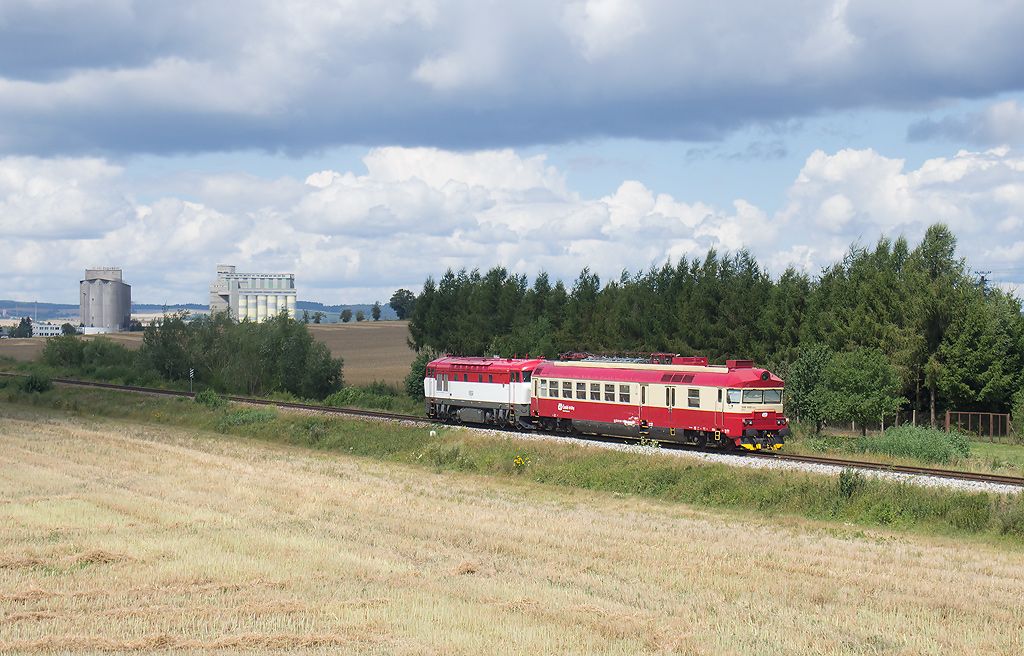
[208,265,297,322]
[80,268,132,332]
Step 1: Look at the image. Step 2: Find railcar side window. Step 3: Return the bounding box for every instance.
[727,389,741,404]
[687,388,700,408]
[549,380,559,398]
[742,389,763,404]
[590,383,600,400]
[618,384,630,403]
[562,381,572,398]
[478,375,484,383]
[763,389,783,404]
[576,382,586,400]
[604,384,615,402]
[488,375,493,383]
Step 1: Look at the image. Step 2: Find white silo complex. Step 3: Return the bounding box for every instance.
[209,265,297,322]
[80,268,131,332]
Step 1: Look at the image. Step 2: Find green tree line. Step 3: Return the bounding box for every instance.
[42,312,344,400]
[408,224,1024,420]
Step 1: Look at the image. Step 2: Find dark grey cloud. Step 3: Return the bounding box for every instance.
[1,0,1024,156]
[908,100,1024,145]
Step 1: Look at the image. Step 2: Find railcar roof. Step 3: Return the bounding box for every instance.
[532,362,783,387]
[430,356,546,370]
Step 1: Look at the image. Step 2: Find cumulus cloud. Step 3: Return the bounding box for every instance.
[1,1,1023,154]
[909,100,1024,146]
[2,145,1023,304]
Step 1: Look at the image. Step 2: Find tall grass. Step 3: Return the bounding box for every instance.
[800,425,973,465]
[4,384,1023,540]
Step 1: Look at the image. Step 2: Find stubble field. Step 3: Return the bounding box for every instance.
[2,407,1023,655]
[0,320,415,386]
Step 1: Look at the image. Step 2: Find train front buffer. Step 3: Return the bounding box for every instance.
[739,410,789,451]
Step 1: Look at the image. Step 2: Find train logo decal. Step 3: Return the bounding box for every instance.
[557,403,575,413]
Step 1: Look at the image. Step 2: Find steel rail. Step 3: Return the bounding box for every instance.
[4,372,1023,488]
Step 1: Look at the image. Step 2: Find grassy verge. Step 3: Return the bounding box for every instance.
[0,360,423,415]
[2,382,1023,543]
[786,421,1024,476]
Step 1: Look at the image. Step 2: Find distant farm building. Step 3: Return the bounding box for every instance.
[209,265,296,322]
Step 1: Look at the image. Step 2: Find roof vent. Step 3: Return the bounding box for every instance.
[726,359,754,369]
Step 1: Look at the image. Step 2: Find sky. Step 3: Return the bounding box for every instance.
[3,0,1024,305]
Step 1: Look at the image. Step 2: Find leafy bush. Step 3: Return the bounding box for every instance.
[194,389,226,408]
[838,469,866,498]
[852,425,971,464]
[325,386,398,410]
[405,350,436,399]
[216,408,277,431]
[20,373,53,393]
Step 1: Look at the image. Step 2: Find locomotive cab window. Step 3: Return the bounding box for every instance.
[523,371,532,382]
[742,390,763,404]
[604,384,615,402]
[763,389,783,404]
[727,389,741,404]
[590,383,600,400]
[687,388,700,408]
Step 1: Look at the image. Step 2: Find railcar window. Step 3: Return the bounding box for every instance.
[727,389,741,404]
[604,384,615,402]
[742,390,763,404]
[576,382,586,400]
[562,381,572,398]
[590,383,600,400]
[539,379,546,397]
[549,380,559,398]
[688,388,700,408]
[618,384,630,403]
[523,371,532,382]
[763,389,783,404]
[488,375,493,383]
[641,386,646,405]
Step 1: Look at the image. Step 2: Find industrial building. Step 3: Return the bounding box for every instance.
[80,268,131,332]
[209,265,296,322]
[31,322,63,337]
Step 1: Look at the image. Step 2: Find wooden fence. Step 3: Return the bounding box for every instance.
[946,411,1016,443]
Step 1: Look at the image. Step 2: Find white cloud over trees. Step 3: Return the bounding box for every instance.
[2,145,1022,302]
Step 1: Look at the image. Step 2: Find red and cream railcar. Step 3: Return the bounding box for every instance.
[530,357,789,450]
[424,357,544,429]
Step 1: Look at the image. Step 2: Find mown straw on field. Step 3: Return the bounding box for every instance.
[2,412,1024,655]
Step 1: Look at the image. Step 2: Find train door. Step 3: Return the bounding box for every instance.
[639,384,648,432]
[665,385,676,423]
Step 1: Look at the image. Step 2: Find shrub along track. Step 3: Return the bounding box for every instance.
[5,372,1023,489]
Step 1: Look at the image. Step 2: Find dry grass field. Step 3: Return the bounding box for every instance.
[2,409,1024,654]
[0,321,413,386]
[307,321,415,386]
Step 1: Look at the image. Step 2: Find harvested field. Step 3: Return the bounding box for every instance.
[307,321,414,386]
[0,321,413,386]
[2,410,1024,654]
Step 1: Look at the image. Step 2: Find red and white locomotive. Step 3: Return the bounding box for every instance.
[425,353,790,450]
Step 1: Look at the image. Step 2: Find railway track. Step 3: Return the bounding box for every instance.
[5,372,1024,489]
